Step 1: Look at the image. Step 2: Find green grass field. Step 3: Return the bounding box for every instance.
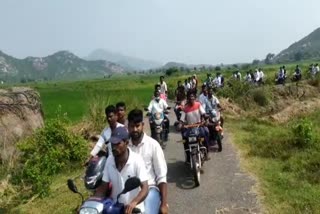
[2,62,320,213]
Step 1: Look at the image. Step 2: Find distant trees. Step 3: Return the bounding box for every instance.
[252,59,260,65]
[165,67,179,76]
[265,53,275,64]
[214,66,221,71]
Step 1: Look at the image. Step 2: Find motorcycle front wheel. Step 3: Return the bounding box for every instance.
[191,153,200,187]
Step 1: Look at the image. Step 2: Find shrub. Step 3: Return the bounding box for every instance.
[217,79,252,101]
[291,119,314,148]
[252,88,269,106]
[12,117,87,197]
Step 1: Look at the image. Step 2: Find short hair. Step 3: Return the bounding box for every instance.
[128,109,143,123]
[105,105,117,115]
[160,76,164,79]
[187,91,196,98]
[116,101,126,110]
[154,84,161,89]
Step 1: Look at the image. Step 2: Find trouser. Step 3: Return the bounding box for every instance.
[174,106,182,121]
[144,187,161,214]
[164,115,170,133]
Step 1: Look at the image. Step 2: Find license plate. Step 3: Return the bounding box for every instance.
[188,137,197,142]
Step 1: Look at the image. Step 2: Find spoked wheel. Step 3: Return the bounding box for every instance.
[191,153,200,187]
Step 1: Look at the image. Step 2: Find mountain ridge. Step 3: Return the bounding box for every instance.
[0,50,124,83]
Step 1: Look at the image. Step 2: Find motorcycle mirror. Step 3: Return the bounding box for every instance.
[67,179,84,204]
[67,179,79,194]
[117,177,141,202]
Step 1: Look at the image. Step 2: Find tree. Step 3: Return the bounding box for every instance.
[294,51,303,61]
[215,66,221,71]
[252,59,260,65]
[165,67,179,76]
[265,53,275,64]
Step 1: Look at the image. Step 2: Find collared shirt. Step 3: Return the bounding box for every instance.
[159,81,167,94]
[147,98,168,113]
[198,93,207,110]
[90,122,124,156]
[182,102,205,125]
[206,95,220,113]
[102,148,149,212]
[129,133,167,186]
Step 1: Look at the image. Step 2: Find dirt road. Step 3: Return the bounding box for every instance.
[144,104,261,214]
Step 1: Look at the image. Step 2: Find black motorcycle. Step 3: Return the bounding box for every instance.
[183,123,208,187]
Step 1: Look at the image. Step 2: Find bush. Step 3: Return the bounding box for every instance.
[217,79,252,101]
[252,88,269,106]
[12,117,87,197]
[291,119,314,148]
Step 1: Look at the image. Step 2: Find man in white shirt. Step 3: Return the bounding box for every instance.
[254,69,261,83]
[94,126,149,214]
[147,90,170,137]
[116,101,127,126]
[127,109,169,214]
[159,76,168,99]
[198,85,208,110]
[87,105,124,163]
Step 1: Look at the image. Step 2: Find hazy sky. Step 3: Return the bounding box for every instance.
[0,0,319,65]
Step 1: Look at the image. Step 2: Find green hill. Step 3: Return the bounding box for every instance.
[275,27,320,63]
[0,50,124,83]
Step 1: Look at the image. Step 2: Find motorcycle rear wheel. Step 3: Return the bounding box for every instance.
[192,153,200,187]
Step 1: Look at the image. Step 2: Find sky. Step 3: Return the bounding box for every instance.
[0,0,320,65]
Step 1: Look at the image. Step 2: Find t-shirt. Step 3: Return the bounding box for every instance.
[148,98,168,113]
[159,81,167,94]
[182,102,205,125]
[102,148,149,212]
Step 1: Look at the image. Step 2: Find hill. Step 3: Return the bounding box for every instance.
[274,27,320,63]
[86,49,162,70]
[0,50,124,83]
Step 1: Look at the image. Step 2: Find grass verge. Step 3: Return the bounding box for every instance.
[226,113,320,214]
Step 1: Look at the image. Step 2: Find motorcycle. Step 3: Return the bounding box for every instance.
[182,123,208,187]
[84,154,108,191]
[67,176,142,214]
[206,110,223,152]
[144,107,171,149]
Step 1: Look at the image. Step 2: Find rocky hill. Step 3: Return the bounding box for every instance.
[274,27,320,63]
[0,50,124,83]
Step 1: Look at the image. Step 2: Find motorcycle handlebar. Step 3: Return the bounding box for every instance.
[183,122,205,128]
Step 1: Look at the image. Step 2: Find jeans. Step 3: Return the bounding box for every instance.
[144,187,161,214]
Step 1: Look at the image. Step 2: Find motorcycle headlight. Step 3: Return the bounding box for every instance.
[80,207,99,214]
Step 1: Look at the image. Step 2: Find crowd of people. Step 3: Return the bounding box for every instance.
[85,75,226,213]
[84,61,320,212]
[88,101,169,214]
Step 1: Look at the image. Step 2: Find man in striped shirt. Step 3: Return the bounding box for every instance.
[181,92,210,163]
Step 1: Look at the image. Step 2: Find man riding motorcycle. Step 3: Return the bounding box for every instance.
[174,80,186,122]
[180,91,210,163]
[87,105,124,163]
[93,127,149,214]
[205,87,224,152]
[127,109,169,214]
[147,90,170,140]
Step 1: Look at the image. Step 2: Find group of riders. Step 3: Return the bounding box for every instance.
[84,75,224,213]
[228,63,320,86]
